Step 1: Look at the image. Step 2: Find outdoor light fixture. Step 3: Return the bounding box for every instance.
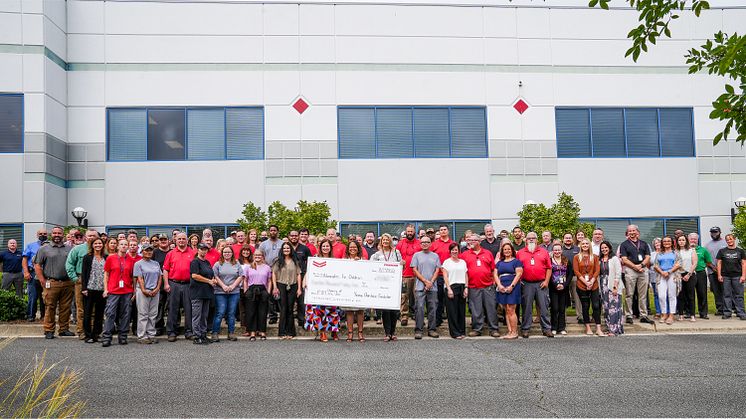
[732,197,746,223]
[71,207,89,229]
[524,200,536,205]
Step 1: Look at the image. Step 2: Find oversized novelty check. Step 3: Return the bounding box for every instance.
[304,257,403,310]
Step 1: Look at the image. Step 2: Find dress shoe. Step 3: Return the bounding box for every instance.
[427,330,439,338]
[118,337,128,345]
[467,330,481,337]
[521,330,529,338]
[414,333,423,340]
[167,335,177,342]
[542,330,554,338]
[489,331,501,338]
[85,338,95,344]
[58,330,75,337]
[44,332,55,339]
[101,340,111,347]
[625,317,634,325]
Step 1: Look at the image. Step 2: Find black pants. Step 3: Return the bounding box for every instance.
[445,283,466,338]
[382,310,398,336]
[681,274,697,317]
[549,286,567,332]
[436,276,446,325]
[278,283,297,337]
[244,285,269,333]
[167,280,192,337]
[578,288,601,325]
[268,296,279,322]
[694,270,709,317]
[709,271,724,313]
[130,298,138,335]
[83,290,105,339]
[296,287,305,326]
[155,289,168,334]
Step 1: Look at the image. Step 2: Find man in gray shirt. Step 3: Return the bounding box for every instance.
[411,237,441,339]
[33,226,73,339]
[705,226,728,315]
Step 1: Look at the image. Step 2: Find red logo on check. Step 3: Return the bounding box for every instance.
[312,261,327,268]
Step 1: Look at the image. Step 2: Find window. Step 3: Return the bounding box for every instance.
[108,224,239,240]
[0,224,23,250]
[583,217,699,248]
[338,106,487,159]
[0,94,23,153]
[556,107,694,158]
[107,107,264,161]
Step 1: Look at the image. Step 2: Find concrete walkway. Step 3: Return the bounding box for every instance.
[3,316,746,338]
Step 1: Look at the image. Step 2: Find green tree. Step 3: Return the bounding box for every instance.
[590,0,745,145]
[517,192,595,240]
[732,207,746,247]
[236,200,336,237]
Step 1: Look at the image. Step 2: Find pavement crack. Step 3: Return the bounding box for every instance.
[533,369,559,418]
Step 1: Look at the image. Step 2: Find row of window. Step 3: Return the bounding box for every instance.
[582,217,700,249]
[338,107,488,159]
[1,93,698,160]
[107,107,264,161]
[556,107,695,158]
[340,220,491,242]
[106,225,241,240]
[0,224,23,249]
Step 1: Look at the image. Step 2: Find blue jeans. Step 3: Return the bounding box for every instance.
[212,293,240,333]
[26,272,44,320]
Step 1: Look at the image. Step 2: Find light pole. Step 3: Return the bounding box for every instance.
[732,197,746,223]
[71,207,89,229]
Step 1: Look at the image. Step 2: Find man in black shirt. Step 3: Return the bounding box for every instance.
[619,224,652,324]
[561,233,581,323]
[152,234,170,335]
[362,231,378,260]
[716,234,746,320]
[481,224,501,258]
[512,226,526,251]
[289,230,312,326]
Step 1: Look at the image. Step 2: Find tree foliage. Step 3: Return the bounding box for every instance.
[517,192,595,240]
[590,0,745,145]
[236,200,336,237]
[732,207,746,247]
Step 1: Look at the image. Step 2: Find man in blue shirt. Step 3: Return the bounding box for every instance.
[22,229,47,322]
[1,239,24,298]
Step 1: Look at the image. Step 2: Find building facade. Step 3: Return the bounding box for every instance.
[1,0,745,248]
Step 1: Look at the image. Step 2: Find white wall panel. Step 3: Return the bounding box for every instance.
[336,71,485,105]
[264,184,301,208]
[484,38,518,65]
[67,107,105,143]
[67,34,104,62]
[23,181,44,223]
[519,106,555,141]
[550,8,637,40]
[21,54,44,92]
[67,0,104,34]
[43,0,66,32]
[264,4,299,36]
[0,54,22,91]
[335,5,482,37]
[67,71,105,106]
[21,0,42,13]
[265,105,301,140]
[0,0,21,13]
[488,106,522,141]
[336,36,483,64]
[45,182,66,225]
[558,159,698,217]
[516,7,550,39]
[44,95,66,141]
[0,13,22,44]
[0,156,23,222]
[517,39,551,65]
[300,71,336,105]
[105,35,263,63]
[44,56,66,104]
[43,15,66,60]
[301,184,339,219]
[21,13,43,45]
[105,161,264,225]
[338,159,490,220]
[67,188,105,227]
[300,105,336,140]
[490,181,525,219]
[105,2,263,35]
[264,36,299,63]
[104,72,264,106]
[23,93,45,133]
[263,71,300,106]
[553,74,693,106]
[698,181,731,217]
[299,4,334,36]
[299,36,335,63]
[485,73,520,106]
[484,7,517,38]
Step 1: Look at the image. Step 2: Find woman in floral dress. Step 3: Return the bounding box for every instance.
[304,238,340,342]
[599,240,624,336]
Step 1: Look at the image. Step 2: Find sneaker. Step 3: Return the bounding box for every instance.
[414,332,423,340]
[211,333,220,343]
[227,334,237,341]
[625,317,634,325]
[489,331,501,338]
[427,330,440,338]
[102,340,111,347]
[84,338,95,344]
[167,335,177,342]
[118,337,128,345]
[58,330,75,337]
[700,315,710,320]
[193,338,203,345]
[137,338,151,344]
[467,330,482,337]
[551,330,557,335]
[639,317,653,324]
[521,330,530,338]
[148,338,159,344]
[559,330,567,335]
[44,331,55,339]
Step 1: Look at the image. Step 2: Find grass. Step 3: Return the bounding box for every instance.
[0,338,86,418]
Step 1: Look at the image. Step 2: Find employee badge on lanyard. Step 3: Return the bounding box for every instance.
[476,258,481,267]
[530,258,535,266]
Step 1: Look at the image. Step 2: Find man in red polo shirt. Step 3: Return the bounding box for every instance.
[163,232,197,341]
[461,234,500,337]
[516,231,553,338]
[396,224,421,326]
[203,236,220,266]
[430,224,456,327]
[299,228,317,256]
[231,230,253,260]
[326,228,348,259]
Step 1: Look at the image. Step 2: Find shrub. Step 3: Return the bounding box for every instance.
[0,289,27,322]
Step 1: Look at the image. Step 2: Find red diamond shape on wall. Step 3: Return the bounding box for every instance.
[513,99,529,114]
[293,98,309,114]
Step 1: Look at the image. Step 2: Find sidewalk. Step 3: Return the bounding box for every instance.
[3,316,746,338]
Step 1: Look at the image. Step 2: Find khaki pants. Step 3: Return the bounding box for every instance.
[624,267,649,319]
[75,280,85,336]
[401,276,415,319]
[43,280,74,333]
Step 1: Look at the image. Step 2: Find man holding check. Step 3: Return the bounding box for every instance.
[411,237,441,340]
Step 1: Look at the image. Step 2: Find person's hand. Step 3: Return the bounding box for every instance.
[273,288,280,297]
[81,290,88,296]
[612,288,618,297]
[718,276,724,283]
[740,277,745,284]
[296,288,302,297]
[540,280,549,289]
[636,265,644,273]
[683,273,689,282]
[662,271,669,278]
[222,285,229,293]
[23,272,30,281]
[447,287,454,299]
[103,290,108,298]
[164,282,171,293]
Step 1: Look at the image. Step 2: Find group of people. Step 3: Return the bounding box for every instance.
[3,220,744,345]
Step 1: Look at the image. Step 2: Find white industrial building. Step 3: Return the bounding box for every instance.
[1,0,745,248]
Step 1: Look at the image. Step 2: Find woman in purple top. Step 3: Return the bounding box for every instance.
[242,248,272,341]
[549,243,569,335]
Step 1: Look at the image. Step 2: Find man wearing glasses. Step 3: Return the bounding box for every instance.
[516,232,553,338]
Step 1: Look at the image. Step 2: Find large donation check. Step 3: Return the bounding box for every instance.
[304,257,403,310]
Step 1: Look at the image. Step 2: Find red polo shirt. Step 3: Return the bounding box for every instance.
[332,242,347,259]
[516,246,551,282]
[396,238,422,277]
[431,238,456,263]
[104,254,136,295]
[304,242,317,256]
[163,246,196,281]
[231,243,254,260]
[460,247,495,289]
[205,248,220,266]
